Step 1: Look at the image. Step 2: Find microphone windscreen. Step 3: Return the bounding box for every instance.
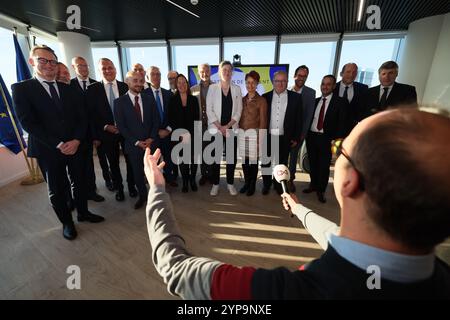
[273,164,290,183]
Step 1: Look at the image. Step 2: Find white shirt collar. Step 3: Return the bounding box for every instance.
[322,92,333,100]
[274,89,288,97]
[127,90,141,101]
[35,74,55,84]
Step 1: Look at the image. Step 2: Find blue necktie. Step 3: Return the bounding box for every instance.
[44,81,63,113]
[154,90,164,122]
[108,82,115,111]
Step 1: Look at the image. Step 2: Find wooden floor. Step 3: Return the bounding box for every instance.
[0,158,449,299]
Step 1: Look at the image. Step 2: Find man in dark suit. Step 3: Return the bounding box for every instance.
[289,65,316,192]
[262,70,303,195]
[12,45,104,240]
[362,60,417,119]
[304,75,348,203]
[114,71,159,209]
[334,63,368,135]
[70,56,105,202]
[142,66,176,186]
[87,58,137,202]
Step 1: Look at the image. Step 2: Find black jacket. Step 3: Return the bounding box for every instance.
[12,78,86,158]
[167,94,200,135]
[142,87,173,130]
[309,94,348,140]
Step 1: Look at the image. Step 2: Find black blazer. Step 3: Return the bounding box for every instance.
[113,93,160,155]
[69,77,97,94]
[362,82,417,119]
[167,94,200,135]
[86,80,128,141]
[334,81,368,135]
[262,90,303,143]
[12,78,86,158]
[142,87,173,129]
[70,77,97,141]
[309,94,348,140]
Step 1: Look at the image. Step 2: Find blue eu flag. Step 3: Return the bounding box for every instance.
[13,33,32,82]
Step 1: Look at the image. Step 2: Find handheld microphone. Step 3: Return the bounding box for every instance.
[273,164,290,194]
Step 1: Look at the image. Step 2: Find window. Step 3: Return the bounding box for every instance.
[0,27,17,91]
[171,43,219,77]
[33,35,62,63]
[224,38,276,64]
[338,38,402,87]
[91,46,122,81]
[127,45,169,88]
[279,41,337,94]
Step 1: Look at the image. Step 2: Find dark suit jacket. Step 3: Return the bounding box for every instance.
[70,77,97,141]
[114,93,160,155]
[86,80,128,141]
[362,82,417,119]
[12,78,86,159]
[167,94,200,135]
[310,94,348,140]
[142,87,173,129]
[334,81,368,135]
[263,90,303,143]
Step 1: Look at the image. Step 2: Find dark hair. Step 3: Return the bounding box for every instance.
[175,73,191,96]
[294,65,309,76]
[378,60,399,73]
[323,74,336,84]
[245,70,260,83]
[29,44,57,60]
[352,109,450,250]
[341,63,358,73]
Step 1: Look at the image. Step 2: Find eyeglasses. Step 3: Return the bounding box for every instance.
[273,80,287,84]
[36,57,58,66]
[331,139,365,191]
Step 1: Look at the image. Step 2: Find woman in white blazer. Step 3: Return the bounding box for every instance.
[206,61,243,196]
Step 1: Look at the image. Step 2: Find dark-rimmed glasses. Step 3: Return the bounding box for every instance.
[331,139,365,191]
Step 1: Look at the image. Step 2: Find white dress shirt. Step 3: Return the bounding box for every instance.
[77,77,91,91]
[270,90,288,135]
[339,82,354,103]
[379,84,394,101]
[150,86,164,111]
[127,91,144,146]
[103,79,119,106]
[310,93,333,133]
[35,74,60,98]
[290,85,303,94]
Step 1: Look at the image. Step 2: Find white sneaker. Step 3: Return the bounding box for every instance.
[210,184,219,196]
[227,184,238,196]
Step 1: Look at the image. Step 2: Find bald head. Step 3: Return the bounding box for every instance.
[71,56,89,80]
[132,63,146,78]
[345,108,450,250]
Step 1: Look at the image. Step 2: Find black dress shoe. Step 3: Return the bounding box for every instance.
[199,176,208,186]
[169,181,179,187]
[190,178,198,192]
[134,197,146,210]
[128,186,138,198]
[63,223,77,240]
[77,212,105,223]
[302,187,316,194]
[262,185,270,195]
[246,181,256,196]
[317,192,326,203]
[115,189,125,201]
[88,193,105,202]
[240,184,248,194]
[105,180,115,191]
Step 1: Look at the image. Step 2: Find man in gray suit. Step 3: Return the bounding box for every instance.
[114,71,160,209]
[289,65,316,192]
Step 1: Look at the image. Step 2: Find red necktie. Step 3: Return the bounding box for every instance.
[134,95,142,122]
[316,97,326,131]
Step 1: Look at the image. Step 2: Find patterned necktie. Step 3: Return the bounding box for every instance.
[134,95,142,122]
[379,87,389,110]
[316,98,327,131]
[154,90,164,122]
[44,81,63,113]
[108,82,115,111]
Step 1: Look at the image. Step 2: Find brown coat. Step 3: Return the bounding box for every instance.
[239,93,268,130]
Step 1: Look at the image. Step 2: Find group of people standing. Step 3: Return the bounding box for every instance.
[11,43,417,240]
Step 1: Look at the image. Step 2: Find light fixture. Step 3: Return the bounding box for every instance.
[166,0,200,18]
[357,0,365,22]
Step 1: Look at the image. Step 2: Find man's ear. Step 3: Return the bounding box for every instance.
[28,57,35,67]
[340,168,361,198]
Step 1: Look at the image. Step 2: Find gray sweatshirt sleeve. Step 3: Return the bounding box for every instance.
[146,185,223,300]
[291,204,340,250]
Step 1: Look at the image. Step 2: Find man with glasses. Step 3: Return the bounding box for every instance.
[261,70,303,195]
[167,70,179,94]
[304,75,348,203]
[12,45,104,241]
[143,108,450,299]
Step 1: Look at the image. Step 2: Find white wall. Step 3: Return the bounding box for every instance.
[57,31,95,79]
[399,13,450,111]
[423,13,450,110]
[0,147,28,187]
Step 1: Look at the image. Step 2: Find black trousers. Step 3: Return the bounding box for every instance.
[38,151,88,225]
[128,148,147,198]
[200,137,211,179]
[178,141,198,180]
[83,141,97,195]
[96,144,112,183]
[305,131,332,193]
[210,135,237,185]
[261,134,290,189]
